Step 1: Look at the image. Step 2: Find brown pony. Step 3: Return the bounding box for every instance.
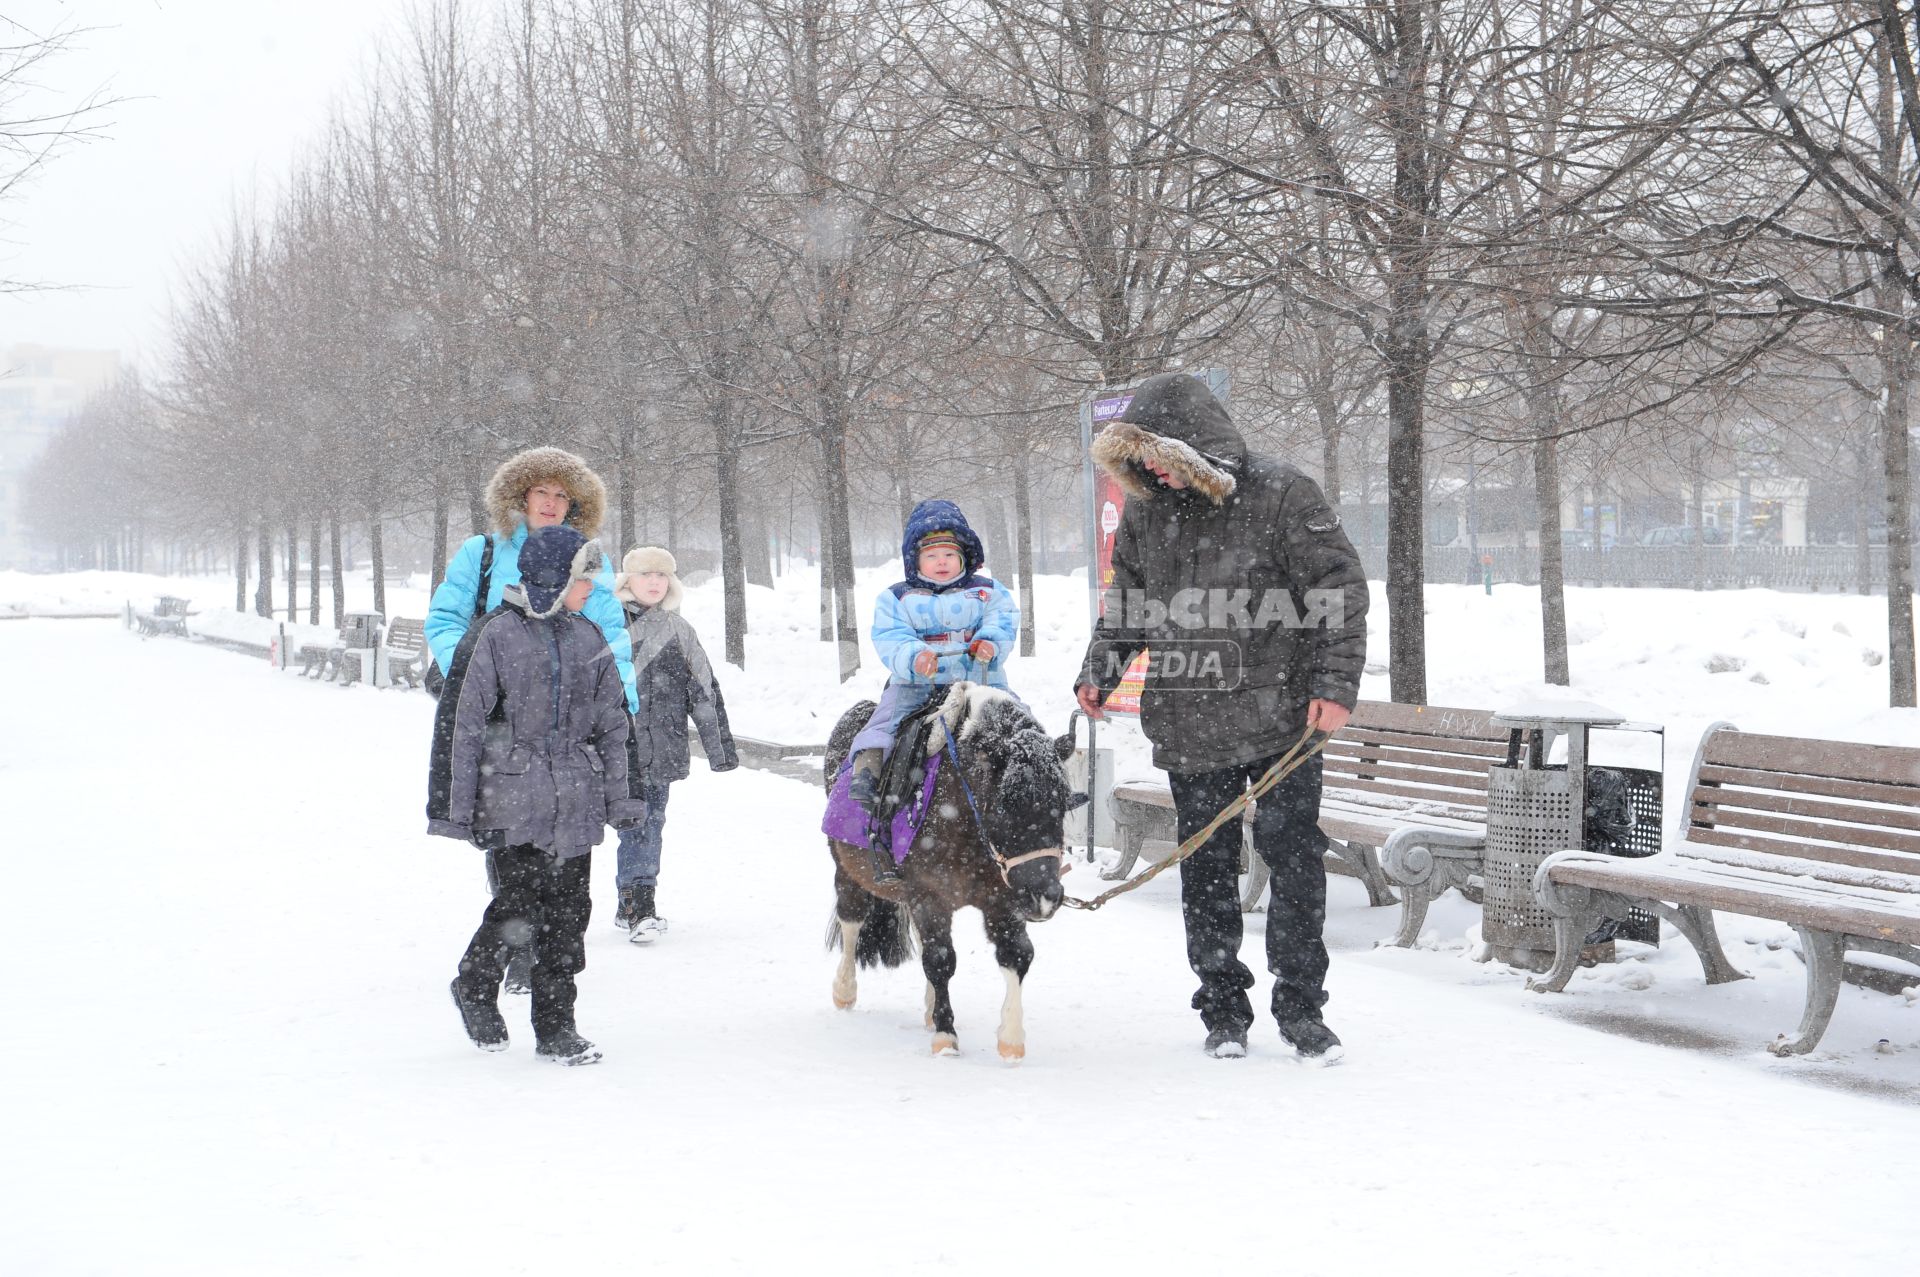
[823,684,1079,1059]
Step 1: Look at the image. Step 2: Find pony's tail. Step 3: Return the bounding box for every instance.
[823,899,915,969]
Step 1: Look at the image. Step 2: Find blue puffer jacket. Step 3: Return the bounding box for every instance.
[426,526,638,713]
[872,500,1019,688]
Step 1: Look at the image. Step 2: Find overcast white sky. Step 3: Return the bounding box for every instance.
[3,1,407,369]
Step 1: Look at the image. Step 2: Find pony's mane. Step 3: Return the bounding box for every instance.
[927,683,1036,756]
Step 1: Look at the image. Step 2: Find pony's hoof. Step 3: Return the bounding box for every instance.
[931,1035,960,1056]
[832,992,856,1010]
[997,1040,1025,1062]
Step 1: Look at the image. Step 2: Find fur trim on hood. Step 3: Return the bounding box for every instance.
[615,545,684,613]
[484,447,608,538]
[1091,373,1242,506]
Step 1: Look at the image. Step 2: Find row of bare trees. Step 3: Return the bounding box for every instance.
[26,0,1920,704]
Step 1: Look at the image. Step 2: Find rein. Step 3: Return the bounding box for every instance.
[1058,724,1328,913]
[939,727,1066,887]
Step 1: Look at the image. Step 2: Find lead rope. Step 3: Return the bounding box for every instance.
[1058,724,1328,913]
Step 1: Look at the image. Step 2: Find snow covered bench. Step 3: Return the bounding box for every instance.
[134,595,192,638]
[1531,722,1920,1055]
[1106,700,1504,919]
[298,614,383,685]
[384,617,428,689]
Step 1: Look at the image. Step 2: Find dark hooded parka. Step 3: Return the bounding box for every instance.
[1079,373,1370,773]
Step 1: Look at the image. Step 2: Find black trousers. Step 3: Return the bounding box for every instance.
[1168,752,1328,1033]
[457,846,593,1040]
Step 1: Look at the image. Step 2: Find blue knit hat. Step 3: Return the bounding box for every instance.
[518,525,604,616]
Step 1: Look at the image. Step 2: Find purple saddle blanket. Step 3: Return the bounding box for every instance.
[821,751,943,866]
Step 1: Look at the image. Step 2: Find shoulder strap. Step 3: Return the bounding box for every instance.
[473,537,496,619]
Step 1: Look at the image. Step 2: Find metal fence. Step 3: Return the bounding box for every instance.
[1357,545,1892,594]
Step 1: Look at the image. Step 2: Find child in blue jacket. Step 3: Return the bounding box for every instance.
[847,501,1019,854]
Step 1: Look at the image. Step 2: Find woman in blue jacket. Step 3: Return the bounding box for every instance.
[426,446,638,995]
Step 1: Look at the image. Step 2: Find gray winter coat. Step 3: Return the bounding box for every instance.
[1080,373,1371,773]
[426,589,645,857]
[623,602,739,786]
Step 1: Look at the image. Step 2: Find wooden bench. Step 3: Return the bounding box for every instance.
[384,617,428,689]
[298,614,383,685]
[134,596,192,638]
[1105,700,1504,924]
[1532,722,1920,1055]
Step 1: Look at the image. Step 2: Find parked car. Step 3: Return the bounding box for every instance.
[1560,529,1596,550]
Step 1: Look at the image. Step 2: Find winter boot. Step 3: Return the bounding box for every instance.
[1203,1025,1248,1059]
[848,749,883,806]
[535,1028,603,1067]
[614,886,639,932]
[628,886,668,944]
[1278,1012,1344,1065]
[450,977,509,1052]
[502,945,533,996]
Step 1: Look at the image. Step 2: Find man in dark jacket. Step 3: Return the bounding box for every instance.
[1074,373,1370,1062]
[430,525,645,1066]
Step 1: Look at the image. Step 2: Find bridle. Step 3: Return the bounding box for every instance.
[938,727,1066,889]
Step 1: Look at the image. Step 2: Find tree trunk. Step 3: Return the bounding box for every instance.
[1883,338,1916,706]
[235,524,248,611]
[714,423,748,668]
[254,520,273,619]
[818,497,834,642]
[308,522,321,624]
[1533,431,1569,685]
[619,445,639,559]
[285,522,299,622]
[819,427,861,681]
[369,502,387,620]
[1013,450,1037,657]
[329,509,346,627]
[431,471,451,593]
[1856,445,1874,595]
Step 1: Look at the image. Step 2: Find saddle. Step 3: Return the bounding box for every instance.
[870,685,953,840]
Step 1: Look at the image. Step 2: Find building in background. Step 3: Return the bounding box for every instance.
[0,344,121,569]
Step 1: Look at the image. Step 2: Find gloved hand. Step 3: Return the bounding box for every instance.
[912,648,939,678]
[612,817,644,832]
[967,639,996,664]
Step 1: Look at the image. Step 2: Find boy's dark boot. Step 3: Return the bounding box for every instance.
[1277,1010,1343,1064]
[536,1027,602,1066]
[1203,1025,1248,1058]
[450,977,509,1052]
[614,886,639,931]
[628,886,667,944]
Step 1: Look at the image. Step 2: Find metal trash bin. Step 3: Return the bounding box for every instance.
[1482,701,1663,969]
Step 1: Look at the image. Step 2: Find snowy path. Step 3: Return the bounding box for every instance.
[5,620,1918,1273]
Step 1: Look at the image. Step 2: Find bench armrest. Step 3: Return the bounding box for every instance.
[1380,823,1487,889]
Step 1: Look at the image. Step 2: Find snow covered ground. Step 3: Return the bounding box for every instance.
[4,571,1920,1272]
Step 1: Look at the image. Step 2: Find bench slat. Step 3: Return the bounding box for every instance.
[1347,703,1504,739]
[1706,730,1920,786]
[1322,758,1490,795]
[1322,740,1495,776]
[1684,825,1920,877]
[1696,763,1920,810]
[1547,856,1920,944]
[1337,727,1509,759]
[1692,783,1920,834]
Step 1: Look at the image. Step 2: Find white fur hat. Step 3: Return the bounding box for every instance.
[615,546,684,612]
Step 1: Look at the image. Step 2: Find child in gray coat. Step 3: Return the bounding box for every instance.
[430,525,645,1066]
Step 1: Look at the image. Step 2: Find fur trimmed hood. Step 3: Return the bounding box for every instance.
[484,447,608,538]
[1091,373,1242,506]
[615,545,684,613]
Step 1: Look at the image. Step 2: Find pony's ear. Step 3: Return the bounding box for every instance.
[1066,791,1091,811]
[1053,734,1076,762]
